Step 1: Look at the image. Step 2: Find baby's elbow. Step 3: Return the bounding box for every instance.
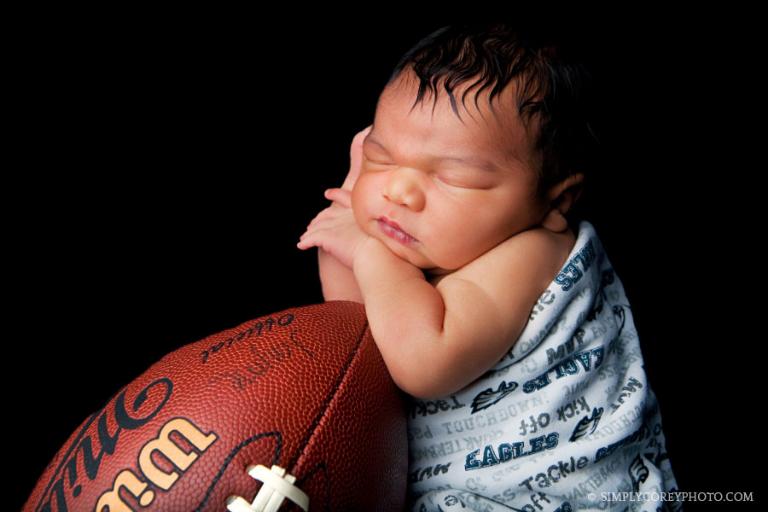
[389,364,456,400]
[321,283,365,303]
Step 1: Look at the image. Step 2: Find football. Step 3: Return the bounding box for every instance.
[24,301,408,512]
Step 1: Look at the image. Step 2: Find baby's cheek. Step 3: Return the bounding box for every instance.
[354,180,387,241]
[351,176,373,210]
[351,183,370,227]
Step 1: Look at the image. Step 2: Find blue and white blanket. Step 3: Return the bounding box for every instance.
[407,220,678,512]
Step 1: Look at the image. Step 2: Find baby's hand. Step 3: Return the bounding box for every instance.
[341,125,372,192]
[297,188,371,269]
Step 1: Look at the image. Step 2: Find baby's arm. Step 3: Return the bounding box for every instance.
[318,247,363,302]
[309,126,372,303]
[353,228,564,399]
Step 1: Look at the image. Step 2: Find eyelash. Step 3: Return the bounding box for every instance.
[435,174,475,189]
[364,157,483,189]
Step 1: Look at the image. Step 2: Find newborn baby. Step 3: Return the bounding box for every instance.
[297,23,678,512]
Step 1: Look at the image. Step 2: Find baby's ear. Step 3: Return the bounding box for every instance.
[540,173,585,233]
[548,172,585,215]
[541,209,569,233]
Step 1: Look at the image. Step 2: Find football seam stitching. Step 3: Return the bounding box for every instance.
[288,313,370,472]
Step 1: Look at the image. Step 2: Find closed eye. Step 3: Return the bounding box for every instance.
[363,155,393,166]
[435,171,494,190]
[436,174,475,188]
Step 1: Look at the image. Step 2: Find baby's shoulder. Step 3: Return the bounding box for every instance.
[431,226,576,293]
[425,226,577,356]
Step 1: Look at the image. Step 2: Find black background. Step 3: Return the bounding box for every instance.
[12,9,762,510]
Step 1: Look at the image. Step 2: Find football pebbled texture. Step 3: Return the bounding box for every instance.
[24,301,408,512]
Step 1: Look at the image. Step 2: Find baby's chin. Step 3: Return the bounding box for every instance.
[423,265,453,277]
[365,227,462,275]
[371,232,437,270]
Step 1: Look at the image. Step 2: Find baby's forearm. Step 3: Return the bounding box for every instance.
[353,237,446,395]
[317,248,364,303]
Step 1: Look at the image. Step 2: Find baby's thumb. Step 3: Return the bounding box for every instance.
[342,125,372,191]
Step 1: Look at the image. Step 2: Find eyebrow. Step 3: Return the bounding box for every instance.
[365,135,498,172]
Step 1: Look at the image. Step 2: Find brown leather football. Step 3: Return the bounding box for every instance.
[24,301,408,512]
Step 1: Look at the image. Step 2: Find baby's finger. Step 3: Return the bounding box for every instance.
[301,221,320,238]
[308,207,337,228]
[297,231,315,249]
[324,188,352,208]
[342,124,372,191]
[297,228,326,250]
[308,205,333,223]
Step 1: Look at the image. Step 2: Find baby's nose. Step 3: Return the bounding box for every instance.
[383,177,424,210]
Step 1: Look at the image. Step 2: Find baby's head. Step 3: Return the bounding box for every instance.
[352,23,599,274]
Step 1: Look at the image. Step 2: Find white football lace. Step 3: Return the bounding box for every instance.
[226,464,309,512]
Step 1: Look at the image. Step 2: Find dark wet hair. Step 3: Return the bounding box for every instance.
[386,22,600,200]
